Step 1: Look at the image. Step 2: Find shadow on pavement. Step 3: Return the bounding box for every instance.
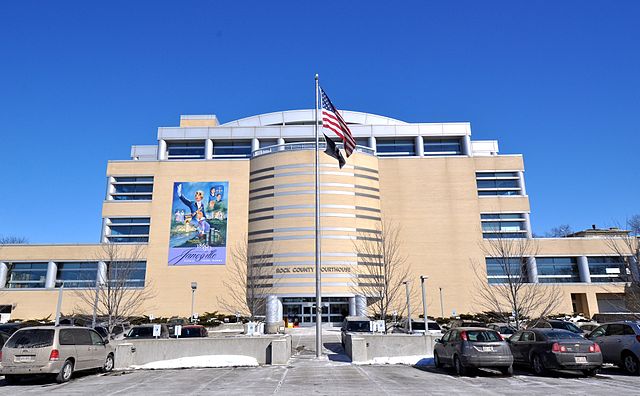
[324,342,351,362]
[0,369,104,387]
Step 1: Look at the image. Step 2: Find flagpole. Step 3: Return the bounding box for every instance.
[314,73,322,357]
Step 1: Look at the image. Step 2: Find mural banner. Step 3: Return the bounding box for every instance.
[168,181,228,265]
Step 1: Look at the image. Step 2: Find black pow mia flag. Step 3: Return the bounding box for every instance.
[323,133,346,169]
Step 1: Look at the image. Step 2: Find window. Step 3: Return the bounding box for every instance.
[424,138,462,156]
[167,141,205,160]
[105,218,150,243]
[485,257,528,284]
[56,262,98,288]
[6,329,54,348]
[481,213,528,238]
[213,140,252,158]
[536,257,580,283]
[108,176,153,201]
[588,256,628,283]
[259,139,279,149]
[354,137,370,148]
[108,261,146,288]
[6,263,48,288]
[376,138,415,157]
[476,172,522,196]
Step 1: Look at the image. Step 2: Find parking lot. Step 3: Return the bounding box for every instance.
[1,329,639,395]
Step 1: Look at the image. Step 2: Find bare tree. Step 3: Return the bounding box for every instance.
[545,224,574,238]
[0,236,28,245]
[605,215,640,313]
[351,221,415,323]
[472,237,562,329]
[217,238,278,321]
[74,243,154,334]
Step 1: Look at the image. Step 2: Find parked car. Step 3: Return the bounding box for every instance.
[340,316,370,346]
[528,319,586,335]
[0,331,11,349]
[433,327,513,376]
[171,325,208,338]
[0,323,27,336]
[394,319,442,336]
[0,326,114,384]
[449,320,487,329]
[587,321,640,375]
[508,328,602,376]
[576,322,599,333]
[487,323,517,338]
[125,324,169,339]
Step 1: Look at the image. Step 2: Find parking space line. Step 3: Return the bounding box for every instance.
[272,366,289,394]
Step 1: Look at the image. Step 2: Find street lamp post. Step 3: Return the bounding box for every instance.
[402,280,412,333]
[190,282,198,321]
[439,287,444,318]
[420,275,429,336]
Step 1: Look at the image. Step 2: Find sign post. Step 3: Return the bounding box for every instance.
[174,324,182,339]
[153,324,161,339]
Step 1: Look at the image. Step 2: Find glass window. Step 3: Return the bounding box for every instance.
[545,331,583,340]
[113,176,153,183]
[424,138,462,155]
[7,263,48,288]
[588,256,628,282]
[464,330,501,342]
[536,257,580,283]
[56,262,98,288]
[354,137,370,147]
[108,261,146,288]
[89,330,104,345]
[259,139,278,149]
[521,332,536,341]
[476,172,519,178]
[475,172,522,196]
[109,176,153,201]
[213,140,252,157]
[167,141,205,159]
[589,325,607,338]
[70,329,92,345]
[376,138,416,156]
[6,329,54,348]
[59,329,75,345]
[485,258,527,284]
[105,218,150,243]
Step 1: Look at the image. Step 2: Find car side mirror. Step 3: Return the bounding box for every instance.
[435,338,442,344]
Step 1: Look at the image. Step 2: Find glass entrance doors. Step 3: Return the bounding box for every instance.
[282,297,350,326]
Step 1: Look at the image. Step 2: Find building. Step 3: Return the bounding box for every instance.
[0,109,635,324]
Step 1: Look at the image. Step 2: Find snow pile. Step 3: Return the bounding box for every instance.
[355,355,434,366]
[130,355,259,370]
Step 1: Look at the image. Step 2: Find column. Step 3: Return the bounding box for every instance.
[368,136,377,155]
[517,171,527,196]
[277,138,285,151]
[415,136,424,157]
[0,262,8,288]
[348,297,356,316]
[45,261,57,288]
[524,213,533,238]
[577,256,591,283]
[265,295,280,334]
[251,138,260,154]
[205,139,213,160]
[526,257,539,283]
[355,295,367,316]
[97,261,107,285]
[462,135,472,156]
[158,139,167,160]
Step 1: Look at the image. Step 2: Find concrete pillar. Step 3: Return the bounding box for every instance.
[158,139,167,160]
[251,138,260,154]
[265,295,282,333]
[45,261,58,288]
[462,135,472,156]
[205,139,213,159]
[415,136,424,157]
[524,213,533,238]
[355,295,367,317]
[97,261,107,285]
[577,256,591,283]
[526,257,539,284]
[0,262,8,288]
[277,138,285,151]
[349,297,356,316]
[368,136,377,155]
[517,171,527,196]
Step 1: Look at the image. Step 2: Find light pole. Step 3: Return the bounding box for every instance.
[420,275,429,335]
[402,280,412,333]
[190,282,198,321]
[54,281,64,326]
[439,287,444,318]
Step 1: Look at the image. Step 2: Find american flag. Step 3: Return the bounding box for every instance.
[320,87,356,157]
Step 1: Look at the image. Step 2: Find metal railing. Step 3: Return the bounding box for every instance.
[252,141,375,158]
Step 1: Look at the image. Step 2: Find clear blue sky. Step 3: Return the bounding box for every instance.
[0,1,638,243]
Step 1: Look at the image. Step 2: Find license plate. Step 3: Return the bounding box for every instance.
[575,356,588,364]
[482,346,493,352]
[14,355,35,363]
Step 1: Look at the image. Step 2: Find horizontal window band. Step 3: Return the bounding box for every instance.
[355,206,381,213]
[248,237,274,243]
[353,165,379,174]
[275,171,355,178]
[249,174,275,183]
[250,167,275,176]
[247,229,274,236]
[356,228,382,234]
[357,262,383,266]
[273,163,356,171]
[355,185,379,192]
[248,207,274,214]
[270,252,357,258]
[268,260,358,266]
[355,192,380,199]
[356,236,383,242]
[248,215,274,222]
[249,186,275,194]
[273,282,357,288]
[354,174,379,181]
[357,274,385,279]
[358,283,384,287]
[251,193,275,200]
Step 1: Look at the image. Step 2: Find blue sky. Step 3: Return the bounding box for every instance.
[0,1,638,243]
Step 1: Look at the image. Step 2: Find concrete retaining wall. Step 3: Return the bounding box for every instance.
[113,335,292,368]
[346,333,437,363]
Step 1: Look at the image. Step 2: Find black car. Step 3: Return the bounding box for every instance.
[528,319,585,335]
[0,331,11,349]
[509,328,602,376]
[340,316,370,346]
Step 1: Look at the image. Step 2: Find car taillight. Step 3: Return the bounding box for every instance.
[460,331,468,341]
[552,342,567,352]
[49,349,60,361]
[497,333,504,341]
[589,343,601,353]
[0,351,2,361]
[636,335,640,343]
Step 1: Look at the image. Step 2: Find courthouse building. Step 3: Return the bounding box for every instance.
[0,110,633,323]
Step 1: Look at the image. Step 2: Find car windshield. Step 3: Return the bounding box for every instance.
[466,330,501,342]
[6,329,55,348]
[551,322,582,333]
[182,327,203,337]
[346,321,370,331]
[499,327,515,334]
[127,327,154,337]
[545,331,583,340]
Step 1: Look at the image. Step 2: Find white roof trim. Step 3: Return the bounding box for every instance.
[220,109,408,127]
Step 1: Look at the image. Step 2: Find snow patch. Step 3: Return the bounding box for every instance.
[130,355,259,370]
[355,355,434,366]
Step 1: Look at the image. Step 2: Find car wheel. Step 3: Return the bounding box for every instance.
[4,375,21,385]
[56,359,74,383]
[583,368,598,377]
[500,365,514,376]
[434,352,443,368]
[453,355,467,376]
[531,354,546,376]
[102,353,114,373]
[622,353,640,375]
